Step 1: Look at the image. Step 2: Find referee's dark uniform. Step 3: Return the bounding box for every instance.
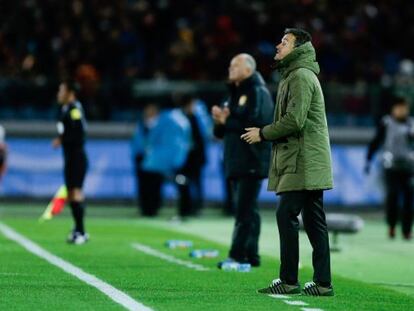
[214,71,273,266]
[57,100,88,238]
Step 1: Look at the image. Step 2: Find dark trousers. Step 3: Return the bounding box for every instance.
[223,177,236,216]
[137,169,163,217]
[229,177,262,264]
[177,168,204,217]
[384,169,413,235]
[277,190,331,285]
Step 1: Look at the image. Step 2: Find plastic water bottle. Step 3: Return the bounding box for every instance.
[238,263,251,272]
[221,262,251,272]
[165,240,193,249]
[189,249,219,258]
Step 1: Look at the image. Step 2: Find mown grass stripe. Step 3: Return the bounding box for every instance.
[131,242,209,271]
[0,222,152,311]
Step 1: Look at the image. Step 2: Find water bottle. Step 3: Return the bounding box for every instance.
[237,263,251,272]
[221,262,251,272]
[189,249,219,258]
[165,240,193,249]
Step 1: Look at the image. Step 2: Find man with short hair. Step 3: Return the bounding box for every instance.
[365,97,414,240]
[242,29,334,296]
[53,80,89,245]
[212,53,273,268]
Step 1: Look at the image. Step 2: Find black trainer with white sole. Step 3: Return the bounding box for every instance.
[302,281,334,296]
[67,231,89,245]
[257,278,301,295]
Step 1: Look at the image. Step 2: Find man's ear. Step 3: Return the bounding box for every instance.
[292,35,298,48]
[245,67,253,77]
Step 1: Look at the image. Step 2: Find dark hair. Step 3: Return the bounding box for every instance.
[61,79,80,94]
[391,96,409,107]
[174,93,195,108]
[143,102,160,110]
[284,28,312,47]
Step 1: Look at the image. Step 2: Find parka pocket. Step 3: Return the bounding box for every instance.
[276,141,300,176]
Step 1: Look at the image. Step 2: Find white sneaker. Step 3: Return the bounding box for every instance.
[67,231,89,245]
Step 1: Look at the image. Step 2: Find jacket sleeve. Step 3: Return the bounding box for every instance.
[213,124,225,139]
[61,108,85,144]
[366,119,386,162]
[261,71,313,141]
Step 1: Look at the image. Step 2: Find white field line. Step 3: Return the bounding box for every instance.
[284,300,309,306]
[372,281,414,288]
[131,242,210,271]
[269,294,291,299]
[269,295,325,311]
[0,222,152,311]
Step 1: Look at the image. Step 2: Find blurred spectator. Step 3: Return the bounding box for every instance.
[1,1,414,120]
[175,94,212,217]
[0,124,6,180]
[131,103,191,216]
[0,1,413,83]
[365,97,414,240]
[394,59,414,108]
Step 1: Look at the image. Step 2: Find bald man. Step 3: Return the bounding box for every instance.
[212,54,274,268]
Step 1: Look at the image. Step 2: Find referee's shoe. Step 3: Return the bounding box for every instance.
[67,231,89,245]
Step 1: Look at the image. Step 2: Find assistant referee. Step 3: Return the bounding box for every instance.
[53,80,89,245]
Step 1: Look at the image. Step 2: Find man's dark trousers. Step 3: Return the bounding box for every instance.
[277,190,331,285]
[229,177,262,264]
[384,168,413,235]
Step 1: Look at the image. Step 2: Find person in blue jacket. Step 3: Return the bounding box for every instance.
[131,103,191,216]
[175,94,212,218]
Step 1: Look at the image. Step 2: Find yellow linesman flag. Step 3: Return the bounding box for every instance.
[39,185,68,221]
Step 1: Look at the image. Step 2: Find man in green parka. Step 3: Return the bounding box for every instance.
[241,28,334,296]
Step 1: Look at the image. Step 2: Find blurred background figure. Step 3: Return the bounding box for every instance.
[175,94,211,218]
[131,103,191,217]
[213,53,273,268]
[0,124,7,181]
[366,97,414,240]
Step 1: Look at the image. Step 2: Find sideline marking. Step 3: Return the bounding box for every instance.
[131,242,210,271]
[373,282,414,288]
[284,300,308,306]
[269,294,291,299]
[0,222,152,311]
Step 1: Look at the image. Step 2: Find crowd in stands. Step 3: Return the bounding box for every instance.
[0,0,413,121]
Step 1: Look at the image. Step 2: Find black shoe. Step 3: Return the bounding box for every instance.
[67,231,89,245]
[247,258,260,267]
[389,227,396,239]
[403,232,412,240]
[302,281,334,296]
[257,279,301,295]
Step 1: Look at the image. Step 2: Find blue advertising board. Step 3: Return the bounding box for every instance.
[0,138,383,206]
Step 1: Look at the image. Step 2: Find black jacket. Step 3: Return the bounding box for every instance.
[57,101,87,155]
[214,72,274,178]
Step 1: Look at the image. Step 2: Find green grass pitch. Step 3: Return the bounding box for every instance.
[0,204,413,310]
